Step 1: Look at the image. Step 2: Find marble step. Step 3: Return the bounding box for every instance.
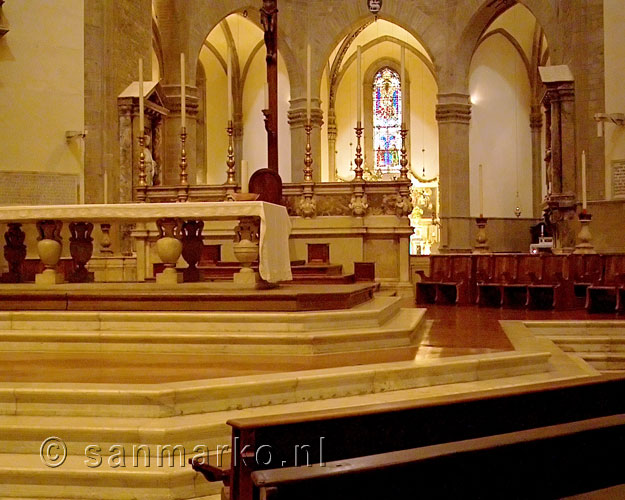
[0,350,551,418]
[0,295,402,333]
[0,453,220,499]
[0,307,424,356]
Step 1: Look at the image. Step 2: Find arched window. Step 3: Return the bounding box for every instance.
[373,67,402,173]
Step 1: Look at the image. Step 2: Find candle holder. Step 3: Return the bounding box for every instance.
[177,126,189,202]
[225,120,236,201]
[353,122,364,181]
[303,121,313,182]
[573,211,596,254]
[399,124,409,181]
[299,120,317,218]
[136,135,147,203]
[473,217,490,254]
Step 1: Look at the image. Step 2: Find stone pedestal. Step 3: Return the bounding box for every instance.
[573,212,596,254]
[155,218,183,285]
[232,216,261,287]
[35,220,64,285]
[473,217,490,254]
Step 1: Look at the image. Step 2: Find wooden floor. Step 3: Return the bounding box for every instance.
[416,304,620,359]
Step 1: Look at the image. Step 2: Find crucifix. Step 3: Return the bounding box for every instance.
[261,0,278,173]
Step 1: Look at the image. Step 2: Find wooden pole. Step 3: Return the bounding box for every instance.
[261,0,279,173]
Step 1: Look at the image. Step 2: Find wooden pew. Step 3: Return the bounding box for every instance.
[415,255,473,305]
[569,254,604,306]
[527,254,575,310]
[251,414,625,500]
[415,255,451,304]
[587,255,625,313]
[191,375,625,500]
[476,254,518,307]
[500,254,542,308]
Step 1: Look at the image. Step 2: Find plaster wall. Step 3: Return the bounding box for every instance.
[0,0,84,200]
[603,0,625,199]
[469,35,533,218]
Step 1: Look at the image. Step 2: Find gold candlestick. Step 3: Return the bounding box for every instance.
[354,121,364,181]
[399,124,409,180]
[137,135,147,202]
[177,126,189,202]
[303,121,313,182]
[226,120,236,186]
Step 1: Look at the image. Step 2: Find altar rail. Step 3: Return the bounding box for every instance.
[0,201,292,286]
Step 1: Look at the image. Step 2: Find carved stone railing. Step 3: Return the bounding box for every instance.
[0,202,292,286]
[139,180,413,219]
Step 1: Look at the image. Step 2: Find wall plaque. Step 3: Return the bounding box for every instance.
[612,160,625,199]
[0,172,78,206]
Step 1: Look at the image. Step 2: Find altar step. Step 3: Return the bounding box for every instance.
[0,453,221,499]
[0,282,377,312]
[527,321,625,373]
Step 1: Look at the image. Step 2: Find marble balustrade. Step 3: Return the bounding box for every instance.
[0,201,292,286]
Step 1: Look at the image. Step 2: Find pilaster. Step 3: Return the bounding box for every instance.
[288,98,323,183]
[436,93,472,252]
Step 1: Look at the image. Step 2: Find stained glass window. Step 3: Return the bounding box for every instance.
[373,67,402,173]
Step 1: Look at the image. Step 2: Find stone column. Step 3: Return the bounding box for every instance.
[327,108,337,182]
[436,93,472,252]
[541,72,577,253]
[530,105,544,218]
[288,98,323,183]
[162,84,198,186]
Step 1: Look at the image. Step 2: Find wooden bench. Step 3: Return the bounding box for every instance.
[587,255,625,313]
[527,254,575,310]
[251,414,625,500]
[415,255,473,305]
[191,375,625,500]
[476,254,518,307]
[569,254,604,307]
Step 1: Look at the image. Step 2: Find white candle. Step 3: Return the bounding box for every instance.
[582,150,587,210]
[138,58,144,135]
[227,48,233,121]
[180,53,186,128]
[400,46,406,123]
[306,43,311,123]
[597,120,603,138]
[479,163,484,217]
[241,160,249,194]
[103,165,108,205]
[356,45,362,125]
[264,83,269,110]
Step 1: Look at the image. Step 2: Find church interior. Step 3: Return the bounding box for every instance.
[1,0,625,498]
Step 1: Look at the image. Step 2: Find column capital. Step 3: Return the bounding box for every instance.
[287,98,324,128]
[436,93,471,125]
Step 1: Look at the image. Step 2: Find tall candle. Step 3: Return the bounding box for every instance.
[582,150,587,210]
[180,53,186,128]
[264,83,269,110]
[597,120,603,138]
[479,163,484,217]
[138,58,144,135]
[400,46,406,122]
[227,48,233,121]
[356,45,362,125]
[103,164,108,205]
[306,43,311,123]
[241,160,249,194]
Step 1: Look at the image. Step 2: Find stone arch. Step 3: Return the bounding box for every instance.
[451,0,559,93]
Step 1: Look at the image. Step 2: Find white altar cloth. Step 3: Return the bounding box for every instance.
[0,201,293,283]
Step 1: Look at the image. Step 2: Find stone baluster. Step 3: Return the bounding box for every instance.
[232,216,260,286]
[35,220,64,284]
[1,223,26,283]
[181,220,204,282]
[68,222,94,283]
[155,218,182,285]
